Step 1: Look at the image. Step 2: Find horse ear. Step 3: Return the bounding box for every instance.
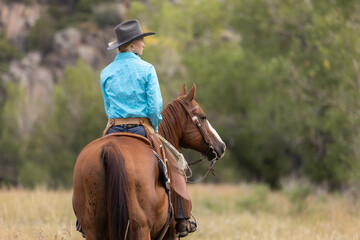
[178,84,186,97]
[184,83,196,102]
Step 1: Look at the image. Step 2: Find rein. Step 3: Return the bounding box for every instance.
[186,159,217,184]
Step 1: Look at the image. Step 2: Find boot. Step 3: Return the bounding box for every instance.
[175,218,197,237]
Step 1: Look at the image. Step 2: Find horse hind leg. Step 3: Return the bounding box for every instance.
[73,157,108,240]
[84,174,108,240]
[130,224,151,240]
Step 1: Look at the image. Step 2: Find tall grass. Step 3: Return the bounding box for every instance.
[0,184,360,240]
[0,187,78,240]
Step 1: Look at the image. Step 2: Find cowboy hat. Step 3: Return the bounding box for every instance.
[107,19,155,50]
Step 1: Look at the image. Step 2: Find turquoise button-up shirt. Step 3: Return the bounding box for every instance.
[100,52,163,131]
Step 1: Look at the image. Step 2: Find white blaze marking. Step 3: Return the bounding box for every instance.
[207,120,225,157]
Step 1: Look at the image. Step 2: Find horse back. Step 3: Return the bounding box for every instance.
[73,133,168,239]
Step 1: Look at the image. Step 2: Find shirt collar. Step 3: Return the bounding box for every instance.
[114,52,141,61]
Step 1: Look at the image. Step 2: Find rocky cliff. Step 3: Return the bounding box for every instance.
[0,1,124,134]
[0,1,41,49]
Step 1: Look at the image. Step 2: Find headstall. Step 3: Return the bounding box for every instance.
[174,98,218,183]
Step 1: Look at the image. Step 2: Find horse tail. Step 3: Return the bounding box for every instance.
[101,142,131,240]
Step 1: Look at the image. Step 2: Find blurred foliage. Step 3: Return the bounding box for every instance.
[25,12,56,54]
[2,0,35,4]
[130,0,360,189]
[282,177,314,213]
[235,184,270,213]
[0,33,22,71]
[93,3,123,28]
[1,60,105,188]
[21,60,105,188]
[0,0,360,189]
[46,0,122,30]
[0,82,24,186]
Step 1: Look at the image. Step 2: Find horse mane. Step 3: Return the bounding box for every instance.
[159,98,186,148]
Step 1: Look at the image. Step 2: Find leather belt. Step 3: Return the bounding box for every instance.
[102,117,155,136]
[116,124,140,128]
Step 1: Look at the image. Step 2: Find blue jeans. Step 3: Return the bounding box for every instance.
[109,125,146,137]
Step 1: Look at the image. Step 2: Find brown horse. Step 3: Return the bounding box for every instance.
[72,84,226,240]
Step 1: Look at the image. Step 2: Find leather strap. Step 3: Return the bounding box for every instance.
[102,117,154,136]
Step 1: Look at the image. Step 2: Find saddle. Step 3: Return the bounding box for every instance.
[105,132,152,146]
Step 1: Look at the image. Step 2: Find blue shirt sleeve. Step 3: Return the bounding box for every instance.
[100,71,110,115]
[146,65,163,132]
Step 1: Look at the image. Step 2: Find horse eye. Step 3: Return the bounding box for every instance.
[200,116,207,120]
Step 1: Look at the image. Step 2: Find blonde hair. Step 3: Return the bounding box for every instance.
[118,42,132,53]
[118,38,140,53]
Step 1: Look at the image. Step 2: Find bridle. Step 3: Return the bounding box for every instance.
[175,98,218,183]
[175,98,219,160]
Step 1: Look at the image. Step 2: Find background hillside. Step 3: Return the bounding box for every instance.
[0,0,360,191]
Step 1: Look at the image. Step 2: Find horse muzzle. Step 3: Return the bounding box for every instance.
[206,142,226,161]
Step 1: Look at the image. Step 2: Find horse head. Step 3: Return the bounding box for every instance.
[160,83,226,160]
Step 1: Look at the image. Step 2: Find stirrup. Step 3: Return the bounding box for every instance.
[187,220,197,233]
[176,213,198,238]
[189,212,198,233]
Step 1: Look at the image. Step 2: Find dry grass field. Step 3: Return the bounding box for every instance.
[0,183,360,240]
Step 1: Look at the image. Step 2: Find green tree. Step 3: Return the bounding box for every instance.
[19,60,105,188]
[2,0,359,188]
[0,83,25,185]
[25,12,56,54]
[129,0,360,188]
[225,0,360,187]
[0,33,22,71]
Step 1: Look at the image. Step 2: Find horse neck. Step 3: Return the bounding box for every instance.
[159,100,186,149]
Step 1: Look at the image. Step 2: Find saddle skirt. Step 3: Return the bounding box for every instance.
[104,132,152,146]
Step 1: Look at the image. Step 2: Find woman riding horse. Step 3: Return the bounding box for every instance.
[73,19,226,240]
[73,84,226,239]
[102,19,194,236]
[73,85,225,240]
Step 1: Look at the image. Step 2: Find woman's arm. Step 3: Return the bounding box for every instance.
[146,65,163,132]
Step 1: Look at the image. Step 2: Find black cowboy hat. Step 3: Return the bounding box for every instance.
[107,19,155,50]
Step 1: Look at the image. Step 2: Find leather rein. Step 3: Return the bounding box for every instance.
[175,99,218,183]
